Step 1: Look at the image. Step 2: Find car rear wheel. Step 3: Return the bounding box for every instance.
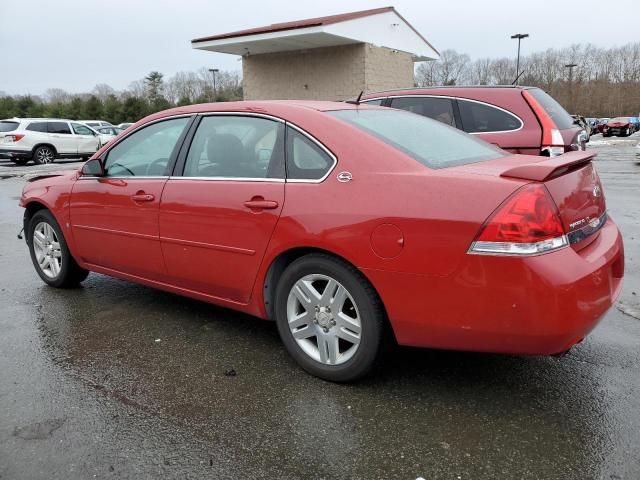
[28,210,89,287]
[274,254,384,382]
[33,146,55,164]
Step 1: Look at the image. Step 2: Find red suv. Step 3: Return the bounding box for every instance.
[361,86,586,157]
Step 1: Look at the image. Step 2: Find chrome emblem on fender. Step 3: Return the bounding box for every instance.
[592,185,601,197]
[337,171,353,183]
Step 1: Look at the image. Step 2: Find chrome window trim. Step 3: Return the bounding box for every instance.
[168,176,285,183]
[285,122,338,183]
[78,175,170,180]
[382,94,525,135]
[197,111,285,123]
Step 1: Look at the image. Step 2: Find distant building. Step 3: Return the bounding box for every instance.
[191,7,439,101]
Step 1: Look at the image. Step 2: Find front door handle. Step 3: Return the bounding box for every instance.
[131,192,155,202]
[244,197,279,210]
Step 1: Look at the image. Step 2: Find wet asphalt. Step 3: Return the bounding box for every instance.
[0,137,639,479]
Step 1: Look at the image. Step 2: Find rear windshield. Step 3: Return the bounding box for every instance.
[528,88,574,129]
[0,121,19,132]
[328,109,504,169]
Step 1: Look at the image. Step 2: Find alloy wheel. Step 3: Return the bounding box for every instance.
[32,221,62,278]
[286,274,362,365]
[36,148,54,163]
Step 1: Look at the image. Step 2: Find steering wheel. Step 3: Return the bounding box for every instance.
[146,157,169,176]
[109,162,134,176]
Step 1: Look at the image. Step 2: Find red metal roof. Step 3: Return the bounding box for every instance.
[191,7,396,44]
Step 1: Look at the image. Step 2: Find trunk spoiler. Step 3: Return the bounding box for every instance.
[500,151,596,182]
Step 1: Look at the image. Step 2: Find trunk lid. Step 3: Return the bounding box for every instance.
[458,151,606,248]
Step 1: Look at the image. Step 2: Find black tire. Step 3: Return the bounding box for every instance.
[274,253,385,382]
[33,145,56,165]
[28,210,89,288]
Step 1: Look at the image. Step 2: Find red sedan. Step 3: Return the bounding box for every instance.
[20,101,624,382]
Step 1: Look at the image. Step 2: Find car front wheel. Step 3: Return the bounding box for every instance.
[33,146,55,164]
[274,254,385,382]
[28,210,89,287]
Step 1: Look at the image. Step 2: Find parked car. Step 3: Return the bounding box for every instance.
[602,117,635,137]
[360,86,587,157]
[117,123,134,129]
[80,120,113,128]
[597,118,610,134]
[0,118,101,164]
[19,101,624,382]
[94,126,124,145]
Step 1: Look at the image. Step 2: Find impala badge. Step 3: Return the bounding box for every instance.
[593,185,601,197]
[337,171,353,183]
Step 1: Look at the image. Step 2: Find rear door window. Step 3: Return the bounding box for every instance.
[26,122,48,133]
[0,121,19,132]
[389,97,457,127]
[458,100,522,133]
[47,122,72,134]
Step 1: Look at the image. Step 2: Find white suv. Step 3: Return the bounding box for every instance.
[80,120,113,128]
[0,118,101,165]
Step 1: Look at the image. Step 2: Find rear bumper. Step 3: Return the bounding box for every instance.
[0,147,31,159]
[365,218,624,355]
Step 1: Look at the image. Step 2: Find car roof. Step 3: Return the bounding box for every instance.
[361,85,536,99]
[138,100,384,124]
[5,117,74,122]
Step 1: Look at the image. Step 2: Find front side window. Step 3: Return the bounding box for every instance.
[329,109,504,169]
[286,127,334,180]
[72,123,94,136]
[47,122,71,134]
[183,115,284,179]
[458,100,522,133]
[26,122,48,133]
[104,117,189,177]
[390,97,457,127]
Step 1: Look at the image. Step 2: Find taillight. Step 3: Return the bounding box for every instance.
[5,134,25,142]
[469,184,568,255]
[522,90,565,157]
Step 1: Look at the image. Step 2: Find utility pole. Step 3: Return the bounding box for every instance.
[565,63,578,113]
[510,33,529,85]
[208,68,219,100]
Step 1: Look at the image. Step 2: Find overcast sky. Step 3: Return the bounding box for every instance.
[1,0,637,96]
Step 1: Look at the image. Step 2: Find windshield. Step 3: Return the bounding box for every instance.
[328,109,505,169]
[528,88,575,129]
[609,117,629,123]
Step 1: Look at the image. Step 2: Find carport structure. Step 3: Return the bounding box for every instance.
[191,7,440,101]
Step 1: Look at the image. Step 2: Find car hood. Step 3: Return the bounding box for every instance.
[26,170,79,183]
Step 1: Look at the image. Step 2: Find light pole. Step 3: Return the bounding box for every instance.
[208,68,219,100]
[565,63,578,113]
[510,33,529,85]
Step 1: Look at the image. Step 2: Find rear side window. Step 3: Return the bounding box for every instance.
[528,88,574,129]
[71,123,94,135]
[26,122,48,133]
[329,109,504,169]
[286,127,335,180]
[47,122,71,134]
[458,100,522,133]
[0,121,19,132]
[390,97,457,127]
[361,99,384,106]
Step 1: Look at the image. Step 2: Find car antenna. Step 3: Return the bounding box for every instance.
[346,91,364,105]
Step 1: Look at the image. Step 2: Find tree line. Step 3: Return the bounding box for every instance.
[416,42,640,117]
[2,42,639,122]
[0,68,243,124]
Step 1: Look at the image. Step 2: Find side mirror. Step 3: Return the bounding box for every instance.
[81,158,105,177]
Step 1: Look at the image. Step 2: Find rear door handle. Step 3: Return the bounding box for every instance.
[131,192,155,202]
[244,198,279,210]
